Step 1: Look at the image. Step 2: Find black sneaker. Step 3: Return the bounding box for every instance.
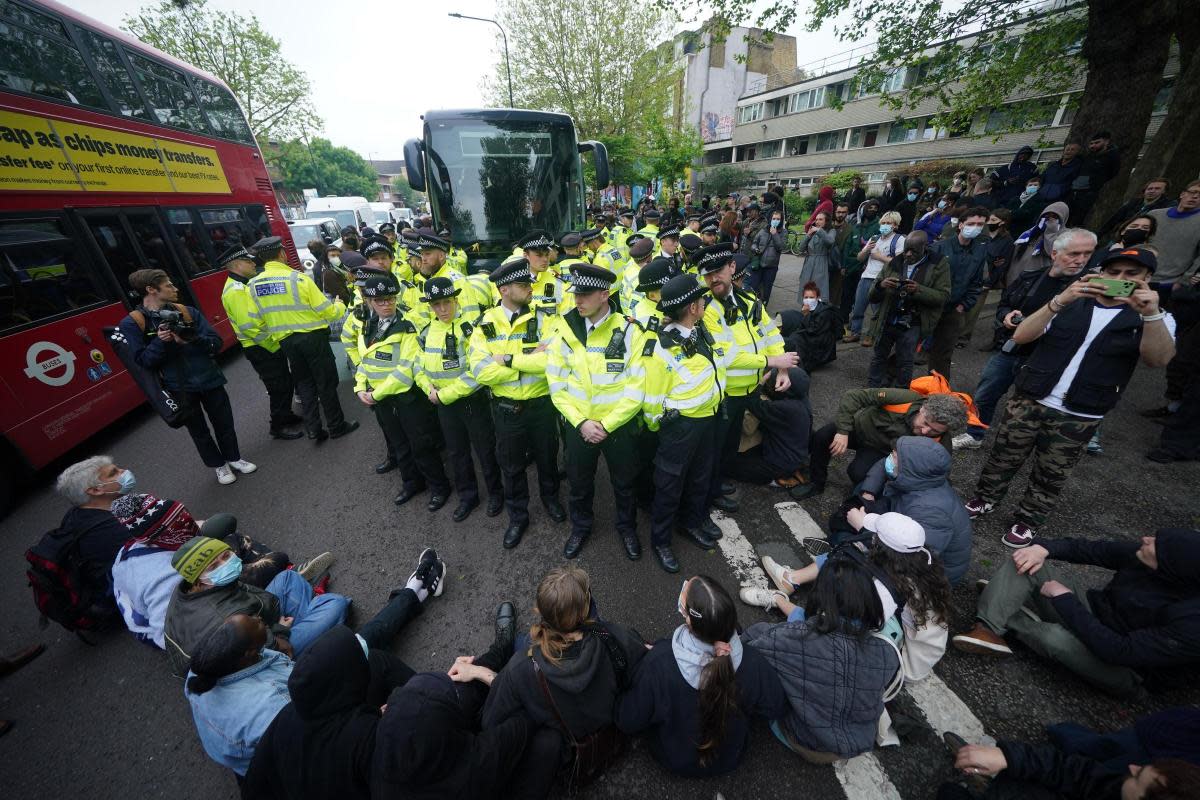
[407,547,446,599]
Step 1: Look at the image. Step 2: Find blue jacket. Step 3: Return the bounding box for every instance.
[185,649,293,775]
[117,304,225,392]
[860,436,973,585]
[931,235,988,311]
[914,210,952,239]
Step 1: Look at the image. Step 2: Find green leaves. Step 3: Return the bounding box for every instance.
[269,138,377,198]
[700,164,757,197]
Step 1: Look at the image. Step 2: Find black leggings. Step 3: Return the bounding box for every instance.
[807,423,888,490]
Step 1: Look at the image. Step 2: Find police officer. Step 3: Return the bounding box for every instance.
[378,222,399,257]
[640,274,725,573]
[618,236,655,310]
[519,230,573,319]
[548,264,646,561]
[658,223,683,273]
[699,216,720,247]
[363,236,399,280]
[354,272,451,511]
[556,231,589,274]
[247,236,358,441]
[696,244,798,511]
[638,208,662,254]
[218,245,302,440]
[403,231,484,330]
[679,232,703,272]
[413,276,504,522]
[628,256,672,329]
[610,209,636,257]
[468,257,566,548]
[582,228,623,271]
[685,212,702,234]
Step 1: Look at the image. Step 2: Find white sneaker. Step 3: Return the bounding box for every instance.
[228,459,257,474]
[739,586,786,610]
[952,433,982,450]
[215,465,236,485]
[761,555,795,593]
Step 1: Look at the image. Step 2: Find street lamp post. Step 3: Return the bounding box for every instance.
[448,12,514,108]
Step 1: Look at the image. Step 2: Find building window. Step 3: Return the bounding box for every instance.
[769,96,788,117]
[785,136,809,156]
[880,68,908,94]
[848,126,879,148]
[759,140,782,159]
[887,119,918,144]
[814,131,841,152]
[709,37,725,69]
[737,103,763,124]
[741,144,757,161]
[786,86,825,113]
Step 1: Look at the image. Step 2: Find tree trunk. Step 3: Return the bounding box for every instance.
[1127,6,1200,198]
[1069,0,1175,228]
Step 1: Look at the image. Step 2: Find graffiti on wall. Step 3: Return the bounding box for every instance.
[702,112,734,143]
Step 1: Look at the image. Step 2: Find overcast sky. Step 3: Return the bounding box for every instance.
[69,0,854,160]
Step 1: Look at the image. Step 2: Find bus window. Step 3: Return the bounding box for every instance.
[126,212,182,276]
[244,205,272,239]
[195,78,254,144]
[164,208,215,276]
[199,207,256,251]
[0,217,109,335]
[0,1,107,110]
[82,213,144,302]
[125,51,207,134]
[74,28,147,120]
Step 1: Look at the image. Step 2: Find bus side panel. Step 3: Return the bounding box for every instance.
[0,304,146,470]
[188,272,236,348]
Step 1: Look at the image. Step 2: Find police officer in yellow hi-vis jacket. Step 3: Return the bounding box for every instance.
[640,274,727,574]
[618,236,655,311]
[548,264,647,562]
[468,257,566,549]
[697,244,799,513]
[582,227,623,272]
[247,236,357,442]
[353,272,451,511]
[520,229,572,320]
[414,276,504,523]
[218,245,302,439]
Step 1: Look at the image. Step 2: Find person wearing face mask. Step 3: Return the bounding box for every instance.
[320,243,353,305]
[615,575,785,777]
[1007,175,1046,234]
[1004,201,1069,289]
[781,284,839,372]
[926,207,990,379]
[1099,177,1172,243]
[865,230,951,389]
[163,535,350,678]
[959,209,1015,349]
[896,186,920,234]
[914,193,957,240]
[994,146,1039,205]
[748,209,787,304]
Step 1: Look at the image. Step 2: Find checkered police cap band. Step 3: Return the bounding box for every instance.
[363,241,390,257]
[520,233,554,250]
[218,246,255,267]
[700,222,719,233]
[570,271,614,291]
[698,247,734,271]
[425,281,457,299]
[492,262,534,286]
[580,228,604,242]
[660,283,706,308]
[363,279,398,297]
[418,234,449,251]
[657,225,681,239]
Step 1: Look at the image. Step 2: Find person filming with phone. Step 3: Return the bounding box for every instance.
[964,246,1176,549]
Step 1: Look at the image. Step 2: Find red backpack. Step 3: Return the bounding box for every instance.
[25,520,119,633]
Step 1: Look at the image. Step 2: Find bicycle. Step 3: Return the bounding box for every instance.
[786,230,807,257]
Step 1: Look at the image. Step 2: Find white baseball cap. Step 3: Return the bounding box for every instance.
[863,512,931,563]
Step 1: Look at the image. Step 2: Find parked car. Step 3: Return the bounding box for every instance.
[287,217,341,274]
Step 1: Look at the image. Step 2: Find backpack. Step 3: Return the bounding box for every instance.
[103,305,196,428]
[25,520,120,633]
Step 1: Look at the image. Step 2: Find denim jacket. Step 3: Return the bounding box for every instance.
[185,649,293,775]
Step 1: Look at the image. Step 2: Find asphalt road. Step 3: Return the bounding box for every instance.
[1,253,1198,800]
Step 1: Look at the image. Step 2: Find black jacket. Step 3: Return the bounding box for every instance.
[58,506,130,595]
[995,740,1123,799]
[242,626,378,800]
[746,367,813,473]
[781,304,838,371]
[895,199,918,234]
[1042,530,1200,688]
[992,267,1076,352]
[614,636,786,778]
[117,304,226,392]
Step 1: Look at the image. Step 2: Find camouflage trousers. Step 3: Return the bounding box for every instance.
[975,395,1101,528]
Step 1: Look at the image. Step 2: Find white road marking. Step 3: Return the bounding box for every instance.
[708,511,771,590]
[905,673,996,745]
[833,753,904,800]
[775,500,827,541]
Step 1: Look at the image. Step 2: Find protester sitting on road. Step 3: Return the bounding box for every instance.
[481,566,647,798]
[743,555,900,763]
[616,575,785,778]
[780,282,838,371]
[1044,706,1200,774]
[164,536,350,677]
[733,368,812,488]
[952,528,1200,698]
[242,549,450,800]
[857,436,973,585]
[792,388,967,501]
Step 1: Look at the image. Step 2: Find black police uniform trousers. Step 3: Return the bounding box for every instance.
[241,344,294,431]
[562,418,638,540]
[710,392,753,500]
[279,328,346,435]
[492,394,560,526]
[651,414,717,548]
[807,423,887,491]
[181,385,241,468]
[437,391,502,504]
[375,390,450,495]
[634,427,658,507]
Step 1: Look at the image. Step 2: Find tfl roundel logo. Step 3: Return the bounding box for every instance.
[24,341,77,387]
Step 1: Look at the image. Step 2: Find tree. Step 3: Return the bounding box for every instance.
[271,138,377,198]
[680,0,1197,226]
[645,118,704,193]
[701,164,756,196]
[123,0,320,142]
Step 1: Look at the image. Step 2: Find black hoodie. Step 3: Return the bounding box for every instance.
[242,626,379,800]
[746,367,813,473]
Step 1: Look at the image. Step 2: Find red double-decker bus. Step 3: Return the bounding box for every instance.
[0,0,298,513]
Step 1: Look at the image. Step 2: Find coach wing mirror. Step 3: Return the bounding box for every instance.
[579,140,609,189]
[403,139,426,193]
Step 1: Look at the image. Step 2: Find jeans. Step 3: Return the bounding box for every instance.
[868,324,919,388]
[265,569,350,655]
[746,266,779,306]
[181,386,241,468]
[967,350,1022,439]
[850,276,876,334]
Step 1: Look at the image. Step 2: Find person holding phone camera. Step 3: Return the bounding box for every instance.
[119,269,253,485]
[965,246,1176,548]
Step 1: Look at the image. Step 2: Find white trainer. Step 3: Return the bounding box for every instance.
[215,465,236,485]
[228,459,257,474]
[952,433,982,450]
[761,555,795,594]
[739,586,786,611]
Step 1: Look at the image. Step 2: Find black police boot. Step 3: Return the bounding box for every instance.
[452,498,479,522]
[543,497,567,523]
[394,483,427,506]
[486,495,504,517]
[700,518,723,541]
[427,493,449,513]
[375,457,398,474]
[328,420,360,439]
[563,532,588,559]
[790,483,824,501]
[503,521,528,549]
[682,526,717,551]
[270,427,303,440]
[654,545,680,573]
[621,533,642,561]
[711,495,739,513]
[494,601,517,654]
[308,428,329,442]
[720,480,736,496]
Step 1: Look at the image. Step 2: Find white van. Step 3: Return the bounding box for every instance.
[305,196,373,232]
[368,202,401,227]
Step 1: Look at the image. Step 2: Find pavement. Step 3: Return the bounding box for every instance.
[1,253,1198,799]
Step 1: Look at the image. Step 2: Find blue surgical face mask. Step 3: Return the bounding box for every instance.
[770,219,780,228]
[907,192,918,202]
[937,200,947,210]
[96,469,137,495]
[1023,185,1038,197]
[205,555,243,587]
[961,225,984,240]
[878,223,894,236]
[884,454,898,478]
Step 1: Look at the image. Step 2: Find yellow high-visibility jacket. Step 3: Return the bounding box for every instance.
[546,305,646,432]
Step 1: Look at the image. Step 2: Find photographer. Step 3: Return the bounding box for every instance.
[118,270,254,485]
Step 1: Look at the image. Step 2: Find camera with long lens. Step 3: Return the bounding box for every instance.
[157,307,197,341]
